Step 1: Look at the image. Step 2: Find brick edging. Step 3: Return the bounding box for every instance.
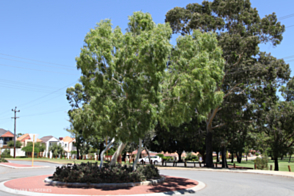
[44,176,165,188]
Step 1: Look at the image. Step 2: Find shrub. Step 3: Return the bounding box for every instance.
[156,154,164,158]
[7,140,22,148]
[0,158,8,162]
[52,162,160,183]
[22,142,45,153]
[185,152,198,161]
[1,149,11,158]
[254,155,268,170]
[49,144,64,157]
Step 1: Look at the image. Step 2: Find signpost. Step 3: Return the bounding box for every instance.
[29,134,39,167]
[0,140,3,158]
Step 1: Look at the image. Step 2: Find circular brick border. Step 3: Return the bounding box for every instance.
[44,176,165,188]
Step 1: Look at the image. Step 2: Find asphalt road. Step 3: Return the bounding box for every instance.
[0,160,293,196]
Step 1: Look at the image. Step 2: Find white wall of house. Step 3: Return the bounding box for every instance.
[9,148,26,157]
[43,137,59,157]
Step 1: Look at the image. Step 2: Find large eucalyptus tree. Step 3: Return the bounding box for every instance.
[165,0,290,167]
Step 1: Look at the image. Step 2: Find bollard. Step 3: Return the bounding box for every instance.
[254,163,257,169]
[233,163,236,168]
[270,165,272,170]
[288,165,292,172]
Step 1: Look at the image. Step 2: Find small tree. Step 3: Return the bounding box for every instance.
[7,140,22,148]
[49,144,65,157]
[22,142,46,155]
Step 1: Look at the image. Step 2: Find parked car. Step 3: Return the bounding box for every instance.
[138,155,162,164]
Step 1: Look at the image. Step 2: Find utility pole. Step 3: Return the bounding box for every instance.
[11,106,20,158]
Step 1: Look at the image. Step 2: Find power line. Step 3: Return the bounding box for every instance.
[0,57,76,70]
[0,81,76,117]
[0,63,77,75]
[20,109,67,118]
[0,53,74,68]
[279,13,294,20]
[283,55,294,59]
[18,82,76,108]
[0,85,60,93]
[0,78,58,89]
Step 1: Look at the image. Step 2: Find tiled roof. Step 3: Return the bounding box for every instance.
[17,134,30,141]
[62,136,74,143]
[0,128,14,137]
[40,136,55,143]
[17,134,43,142]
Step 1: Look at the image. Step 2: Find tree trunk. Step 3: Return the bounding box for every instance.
[77,143,80,160]
[100,138,115,169]
[145,147,151,163]
[281,155,284,160]
[216,150,220,163]
[221,146,228,168]
[246,154,248,162]
[231,152,234,163]
[289,154,292,163]
[110,142,127,166]
[178,151,183,162]
[133,139,142,171]
[274,157,279,171]
[237,151,242,163]
[205,131,214,168]
[98,141,104,161]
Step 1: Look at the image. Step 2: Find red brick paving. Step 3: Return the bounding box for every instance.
[4,175,198,195]
[0,163,43,167]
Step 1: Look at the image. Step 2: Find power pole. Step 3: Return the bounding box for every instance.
[11,106,20,158]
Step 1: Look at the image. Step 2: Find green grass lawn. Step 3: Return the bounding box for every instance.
[6,157,102,165]
[227,157,294,172]
[6,157,133,165]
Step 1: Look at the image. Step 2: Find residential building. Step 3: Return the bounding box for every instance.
[59,136,76,158]
[40,135,59,158]
[17,133,42,147]
[0,128,14,147]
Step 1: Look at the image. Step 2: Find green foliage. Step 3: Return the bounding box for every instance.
[254,156,268,170]
[165,0,290,167]
[185,152,198,161]
[1,149,11,158]
[0,158,8,162]
[7,140,22,148]
[22,142,45,153]
[162,30,225,125]
[52,162,160,183]
[49,144,65,157]
[75,11,172,143]
[71,151,77,155]
[156,154,164,158]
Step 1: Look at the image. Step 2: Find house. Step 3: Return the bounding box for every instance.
[40,135,59,158]
[17,133,42,147]
[0,128,14,148]
[59,136,76,158]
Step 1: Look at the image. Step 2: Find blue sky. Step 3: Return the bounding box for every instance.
[0,0,293,138]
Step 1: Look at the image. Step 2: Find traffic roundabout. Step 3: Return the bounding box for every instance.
[0,174,205,196]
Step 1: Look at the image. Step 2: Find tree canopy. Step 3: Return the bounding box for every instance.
[165,0,290,167]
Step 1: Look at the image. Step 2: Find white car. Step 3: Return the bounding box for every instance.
[138,155,162,164]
